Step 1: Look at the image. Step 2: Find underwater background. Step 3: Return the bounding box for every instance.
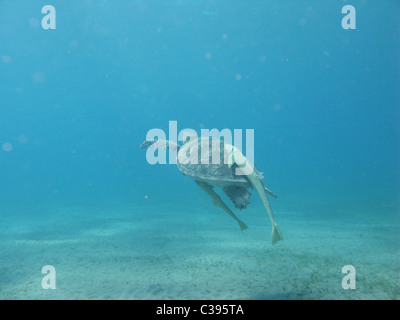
[0,0,399,299]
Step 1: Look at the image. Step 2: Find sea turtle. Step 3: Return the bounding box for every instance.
[141,137,283,245]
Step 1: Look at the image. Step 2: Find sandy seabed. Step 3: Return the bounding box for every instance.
[0,199,399,300]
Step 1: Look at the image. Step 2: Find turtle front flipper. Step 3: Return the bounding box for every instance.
[196,181,248,231]
[140,139,180,152]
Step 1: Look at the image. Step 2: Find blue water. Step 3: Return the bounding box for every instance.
[0,1,399,300]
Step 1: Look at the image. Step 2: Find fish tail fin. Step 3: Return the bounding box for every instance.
[271,224,283,245]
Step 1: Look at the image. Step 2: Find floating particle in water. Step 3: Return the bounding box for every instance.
[144,195,148,199]
[306,6,316,17]
[2,143,13,152]
[235,74,242,81]
[18,134,28,144]
[204,52,212,60]
[29,18,39,28]
[222,34,228,40]
[33,71,46,83]
[2,55,11,63]
[273,104,281,111]
[34,138,42,146]
[299,18,307,27]
[202,11,215,16]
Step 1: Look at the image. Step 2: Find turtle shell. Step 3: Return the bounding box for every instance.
[176,137,254,188]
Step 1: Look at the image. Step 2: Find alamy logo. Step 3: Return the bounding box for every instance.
[143,121,255,175]
[41,265,56,289]
[342,265,356,289]
[41,5,56,30]
[342,5,356,30]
